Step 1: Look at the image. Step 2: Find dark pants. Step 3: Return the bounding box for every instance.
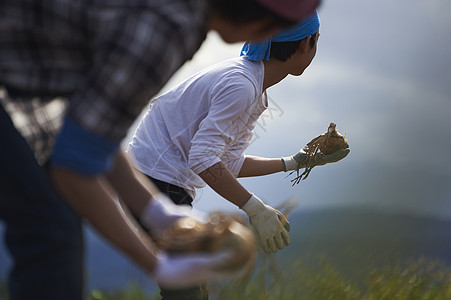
[146,176,208,300]
[0,105,84,299]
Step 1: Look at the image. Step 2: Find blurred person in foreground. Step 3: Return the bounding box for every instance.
[127,11,348,299]
[0,0,322,299]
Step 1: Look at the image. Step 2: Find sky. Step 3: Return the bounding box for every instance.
[123,0,451,219]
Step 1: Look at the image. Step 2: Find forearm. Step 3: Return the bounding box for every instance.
[198,161,252,208]
[105,150,161,216]
[238,155,285,177]
[50,167,158,273]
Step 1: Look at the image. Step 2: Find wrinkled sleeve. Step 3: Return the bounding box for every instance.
[221,135,251,177]
[188,78,256,174]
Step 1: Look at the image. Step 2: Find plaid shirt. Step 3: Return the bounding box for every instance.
[0,0,208,163]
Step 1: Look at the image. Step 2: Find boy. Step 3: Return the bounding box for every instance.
[128,11,349,300]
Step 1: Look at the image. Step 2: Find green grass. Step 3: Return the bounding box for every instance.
[0,280,8,300]
[0,255,451,300]
[211,256,451,300]
[87,283,159,300]
[84,256,451,300]
[2,256,449,299]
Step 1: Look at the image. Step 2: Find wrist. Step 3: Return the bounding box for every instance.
[139,193,172,230]
[152,251,168,275]
[241,194,265,216]
[140,193,207,233]
[281,156,298,171]
[141,250,160,275]
[282,149,308,171]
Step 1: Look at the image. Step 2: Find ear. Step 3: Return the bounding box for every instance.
[298,35,311,53]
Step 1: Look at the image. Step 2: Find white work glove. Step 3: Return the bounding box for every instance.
[152,250,236,288]
[281,147,350,172]
[140,193,207,235]
[241,194,290,254]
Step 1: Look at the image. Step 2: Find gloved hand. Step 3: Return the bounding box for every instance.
[152,250,237,288]
[241,194,290,254]
[140,193,207,235]
[281,147,350,171]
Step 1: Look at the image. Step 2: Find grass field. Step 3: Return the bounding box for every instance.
[85,256,451,300]
[2,209,450,299]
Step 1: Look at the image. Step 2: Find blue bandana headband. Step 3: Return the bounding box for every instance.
[240,11,320,61]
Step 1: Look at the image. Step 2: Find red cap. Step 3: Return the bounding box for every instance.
[257,0,321,22]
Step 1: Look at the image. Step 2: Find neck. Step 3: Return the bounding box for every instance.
[262,59,290,92]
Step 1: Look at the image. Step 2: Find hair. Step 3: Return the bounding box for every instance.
[270,31,318,61]
[210,0,295,30]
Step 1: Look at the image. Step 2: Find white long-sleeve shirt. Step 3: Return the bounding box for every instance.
[127,57,267,196]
